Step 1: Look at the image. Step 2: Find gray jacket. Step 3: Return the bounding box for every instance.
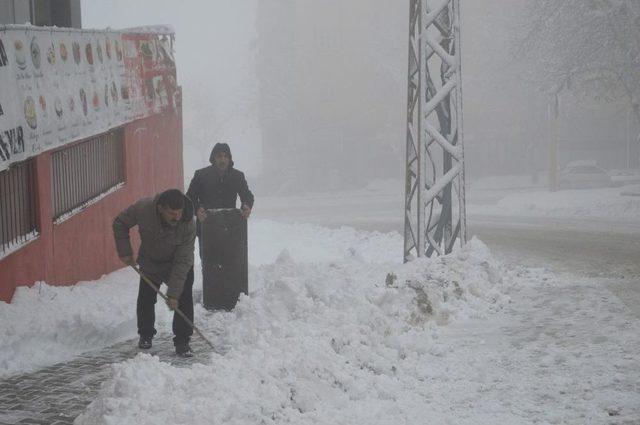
[113,193,196,299]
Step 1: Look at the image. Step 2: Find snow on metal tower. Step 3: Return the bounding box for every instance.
[404,0,466,262]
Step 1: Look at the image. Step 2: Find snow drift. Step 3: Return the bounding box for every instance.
[76,233,509,425]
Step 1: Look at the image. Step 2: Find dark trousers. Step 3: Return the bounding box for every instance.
[137,267,194,346]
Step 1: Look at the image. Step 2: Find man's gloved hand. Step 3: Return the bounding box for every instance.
[120,255,136,266]
[196,207,207,223]
[241,204,252,219]
[166,297,179,310]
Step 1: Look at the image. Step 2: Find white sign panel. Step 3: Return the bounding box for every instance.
[0,26,176,171]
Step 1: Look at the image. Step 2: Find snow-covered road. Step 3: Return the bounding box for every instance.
[469,215,640,273]
[256,183,640,302]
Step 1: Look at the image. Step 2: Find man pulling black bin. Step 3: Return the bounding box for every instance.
[186,143,254,310]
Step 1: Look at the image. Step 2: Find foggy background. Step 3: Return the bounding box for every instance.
[82,0,261,182]
[82,0,639,195]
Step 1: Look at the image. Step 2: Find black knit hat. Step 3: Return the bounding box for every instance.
[209,143,234,166]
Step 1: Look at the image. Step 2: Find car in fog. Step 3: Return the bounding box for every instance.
[558,160,614,189]
[610,168,640,186]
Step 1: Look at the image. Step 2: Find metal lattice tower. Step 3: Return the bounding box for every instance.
[404,0,466,262]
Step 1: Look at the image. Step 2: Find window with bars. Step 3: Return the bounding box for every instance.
[52,129,125,220]
[0,159,39,257]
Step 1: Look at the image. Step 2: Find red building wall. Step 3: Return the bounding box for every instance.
[0,103,183,302]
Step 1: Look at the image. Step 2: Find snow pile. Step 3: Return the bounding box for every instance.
[76,238,510,425]
[471,186,640,221]
[0,220,402,378]
[250,220,402,266]
[0,269,173,378]
[470,174,544,191]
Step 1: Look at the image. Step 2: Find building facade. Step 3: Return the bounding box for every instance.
[0,8,183,302]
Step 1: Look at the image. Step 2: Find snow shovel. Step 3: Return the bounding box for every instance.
[130,265,215,350]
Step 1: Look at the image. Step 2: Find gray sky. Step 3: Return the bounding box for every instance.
[82,0,256,86]
[82,0,261,178]
[81,1,634,188]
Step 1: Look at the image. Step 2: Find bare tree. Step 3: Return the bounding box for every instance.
[513,0,640,184]
[516,0,640,116]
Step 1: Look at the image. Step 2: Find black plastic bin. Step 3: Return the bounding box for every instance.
[200,208,248,311]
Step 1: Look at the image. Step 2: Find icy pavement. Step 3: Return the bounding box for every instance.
[0,334,217,425]
[424,270,640,424]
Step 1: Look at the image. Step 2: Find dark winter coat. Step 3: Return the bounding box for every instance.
[112,193,196,299]
[186,166,254,212]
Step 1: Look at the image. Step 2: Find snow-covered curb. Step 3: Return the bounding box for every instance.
[469,186,640,221]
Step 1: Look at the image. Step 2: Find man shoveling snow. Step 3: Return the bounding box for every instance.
[113,189,197,357]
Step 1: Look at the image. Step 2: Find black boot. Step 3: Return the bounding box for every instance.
[138,336,152,349]
[175,342,193,357]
